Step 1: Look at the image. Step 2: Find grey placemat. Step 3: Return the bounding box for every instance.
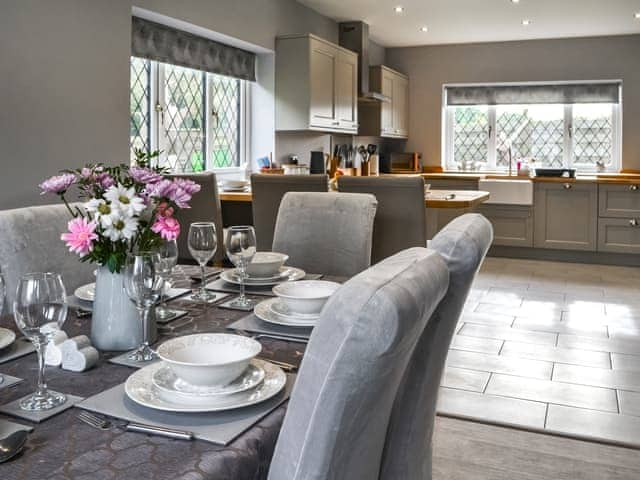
[76,374,295,446]
[155,309,189,326]
[0,337,36,364]
[227,314,312,340]
[108,352,161,369]
[0,392,83,423]
[0,419,33,436]
[206,273,324,297]
[0,374,23,390]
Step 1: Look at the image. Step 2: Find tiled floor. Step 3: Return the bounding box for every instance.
[438,256,640,448]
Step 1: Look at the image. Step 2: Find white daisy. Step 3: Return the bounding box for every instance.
[104,184,146,218]
[84,198,120,229]
[103,213,139,242]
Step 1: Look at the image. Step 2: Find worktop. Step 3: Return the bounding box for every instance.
[421,172,640,185]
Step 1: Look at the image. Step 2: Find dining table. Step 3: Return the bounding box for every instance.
[0,265,313,480]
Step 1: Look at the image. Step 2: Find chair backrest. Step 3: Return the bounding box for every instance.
[166,173,225,264]
[337,176,427,263]
[380,213,493,480]
[268,247,450,480]
[0,204,95,313]
[272,192,377,277]
[250,174,329,251]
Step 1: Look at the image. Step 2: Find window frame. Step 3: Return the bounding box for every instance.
[442,81,622,173]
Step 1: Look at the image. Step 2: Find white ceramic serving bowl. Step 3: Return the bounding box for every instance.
[246,252,289,278]
[156,334,262,387]
[222,179,249,189]
[272,280,341,315]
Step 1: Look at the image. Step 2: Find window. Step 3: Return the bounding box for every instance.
[444,82,621,172]
[129,56,246,171]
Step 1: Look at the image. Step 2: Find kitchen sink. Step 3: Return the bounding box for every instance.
[478,179,533,205]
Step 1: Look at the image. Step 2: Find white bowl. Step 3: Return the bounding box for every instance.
[222,179,249,189]
[156,334,262,387]
[246,252,289,278]
[272,280,341,315]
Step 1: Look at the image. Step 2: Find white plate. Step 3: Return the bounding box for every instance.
[220,267,306,286]
[74,283,95,302]
[254,298,318,328]
[270,300,320,321]
[152,360,265,397]
[0,327,16,350]
[125,359,286,413]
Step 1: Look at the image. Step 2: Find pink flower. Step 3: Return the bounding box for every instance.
[173,178,201,196]
[130,166,163,185]
[61,217,98,256]
[147,179,197,208]
[39,173,77,195]
[157,202,175,218]
[96,172,115,189]
[151,215,181,241]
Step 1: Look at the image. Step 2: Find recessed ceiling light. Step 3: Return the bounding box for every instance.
[420,26,429,32]
[635,12,640,19]
[511,0,520,3]
[522,19,531,26]
[394,6,404,13]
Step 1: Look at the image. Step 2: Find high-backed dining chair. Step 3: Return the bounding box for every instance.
[271,192,377,277]
[0,204,95,313]
[380,213,493,480]
[337,176,427,264]
[250,174,329,251]
[268,247,450,480]
[167,173,225,264]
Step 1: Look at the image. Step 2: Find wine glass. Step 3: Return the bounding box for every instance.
[188,222,218,302]
[225,226,257,309]
[0,268,5,385]
[13,272,68,411]
[123,252,163,362]
[155,240,179,320]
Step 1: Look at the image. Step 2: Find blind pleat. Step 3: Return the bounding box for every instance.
[131,17,256,82]
[446,82,620,106]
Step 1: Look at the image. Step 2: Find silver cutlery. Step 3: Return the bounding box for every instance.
[77,410,111,430]
[0,429,28,463]
[256,356,298,372]
[253,334,309,344]
[77,411,193,440]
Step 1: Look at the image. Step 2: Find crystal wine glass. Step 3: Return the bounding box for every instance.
[13,272,68,410]
[123,252,164,362]
[155,240,179,320]
[225,226,257,309]
[188,222,218,302]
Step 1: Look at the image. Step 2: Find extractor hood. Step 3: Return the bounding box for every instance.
[338,21,390,103]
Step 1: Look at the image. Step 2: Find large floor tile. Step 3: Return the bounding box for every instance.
[479,290,523,307]
[618,390,640,417]
[546,404,640,448]
[441,367,490,393]
[485,374,618,412]
[475,303,561,321]
[553,363,640,392]
[437,387,547,430]
[611,353,640,372]
[446,349,552,380]
[460,311,515,327]
[558,334,640,356]
[458,323,557,346]
[500,341,611,368]
[450,335,503,355]
[512,317,608,338]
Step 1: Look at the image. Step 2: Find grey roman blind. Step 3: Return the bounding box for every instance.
[445,82,620,106]
[131,17,256,81]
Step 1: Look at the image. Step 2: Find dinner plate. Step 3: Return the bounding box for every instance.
[220,267,306,286]
[270,300,321,321]
[0,327,16,351]
[74,283,95,302]
[254,298,318,328]
[152,360,265,397]
[125,359,286,413]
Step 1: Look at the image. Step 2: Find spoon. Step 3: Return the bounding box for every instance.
[0,430,28,463]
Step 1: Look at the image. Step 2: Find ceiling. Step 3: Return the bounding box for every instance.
[296,0,640,47]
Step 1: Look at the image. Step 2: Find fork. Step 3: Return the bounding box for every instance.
[77,411,111,430]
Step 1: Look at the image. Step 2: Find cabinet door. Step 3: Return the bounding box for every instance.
[335,51,358,131]
[478,205,534,247]
[598,184,640,218]
[392,75,409,138]
[598,217,640,254]
[380,71,394,135]
[534,183,597,251]
[309,40,337,128]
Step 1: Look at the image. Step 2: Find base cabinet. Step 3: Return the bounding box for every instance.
[478,205,533,247]
[597,217,640,254]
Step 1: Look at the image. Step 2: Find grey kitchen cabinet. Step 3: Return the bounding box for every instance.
[477,205,534,247]
[275,34,358,134]
[358,66,409,139]
[534,182,598,251]
[597,217,640,254]
[598,183,640,218]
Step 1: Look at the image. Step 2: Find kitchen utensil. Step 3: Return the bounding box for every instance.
[0,429,28,463]
[77,410,194,440]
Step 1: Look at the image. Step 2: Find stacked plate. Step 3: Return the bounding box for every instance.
[0,327,16,351]
[220,179,250,192]
[254,280,341,328]
[74,283,95,302]
[124,333,287,413]
[220,252,305,287]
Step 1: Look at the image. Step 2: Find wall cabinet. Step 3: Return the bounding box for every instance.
[276,34,358,134]
[533,182,598,251]
[359,66,409,139]
[478,205,534,247]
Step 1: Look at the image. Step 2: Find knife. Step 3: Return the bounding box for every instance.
[126,422,194,440]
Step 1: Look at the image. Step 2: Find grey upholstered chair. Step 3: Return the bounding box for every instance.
[337,175,427,264]
[380,213,493,480]
[167,173,225,264]
[250,174,329,251]
[271,192,377,277]
[0,204,95,313]
[268,247,450,480]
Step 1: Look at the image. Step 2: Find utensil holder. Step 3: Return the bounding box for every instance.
[361,162,370,176]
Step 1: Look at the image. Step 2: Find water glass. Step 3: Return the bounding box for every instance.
[0,268,5,385]
[123,252,163,362]
[225,226,257,308]
[13,272,68,410]
[156,240,179,320]
[188,222,218,302]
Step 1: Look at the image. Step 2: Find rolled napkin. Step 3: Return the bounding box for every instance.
[44,330,69,366]
[62,345,99,372]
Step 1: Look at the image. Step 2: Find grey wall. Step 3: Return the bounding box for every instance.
[0,0,338,209]
[386,35,640,170]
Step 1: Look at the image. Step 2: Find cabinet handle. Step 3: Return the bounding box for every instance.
[630,185,638,191]
[630,219,639,227]
[563,183,573,190]
[332,121,340,125]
